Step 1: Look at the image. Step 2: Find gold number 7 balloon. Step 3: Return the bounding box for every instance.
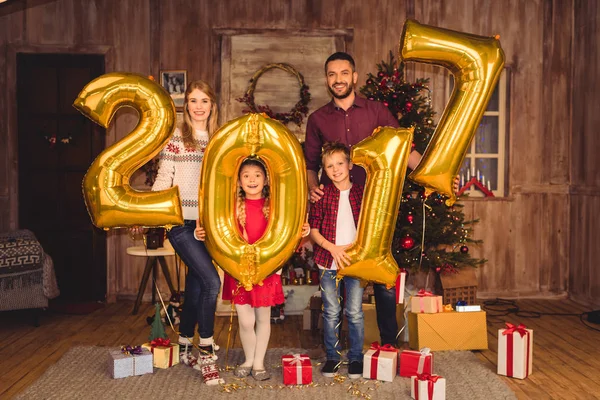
[401,19,505,206]
[74,73,183,230]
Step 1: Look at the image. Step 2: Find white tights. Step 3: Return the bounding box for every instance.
[236,304,271,370]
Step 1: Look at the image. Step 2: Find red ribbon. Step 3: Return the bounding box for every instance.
[414,373,440,400]
[369,342,396,380]
[502,323,530,378]
[150,338,171,347]
[417,289,434,297]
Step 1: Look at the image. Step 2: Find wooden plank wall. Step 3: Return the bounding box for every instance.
[0,0,597,303]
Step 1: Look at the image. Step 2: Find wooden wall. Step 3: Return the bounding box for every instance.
[1,0,598,303]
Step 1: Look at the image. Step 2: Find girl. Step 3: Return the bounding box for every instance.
[196,157,309,381]
[149,80,221,358]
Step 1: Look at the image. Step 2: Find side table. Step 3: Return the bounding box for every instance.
[126,243,177,315]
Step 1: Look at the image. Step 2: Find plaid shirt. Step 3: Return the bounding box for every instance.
[308,183,364,269]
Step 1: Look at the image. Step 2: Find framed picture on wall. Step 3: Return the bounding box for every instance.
[160,70,187,110]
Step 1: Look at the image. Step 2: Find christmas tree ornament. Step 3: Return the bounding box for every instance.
[401,19,505,206]
[407,214,414,224]
[401,236,415,250]
[199,113,307,291]
[460,245,469,254]
[75,72,183,229]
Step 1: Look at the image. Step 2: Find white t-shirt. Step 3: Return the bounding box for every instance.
[329,188,357,270]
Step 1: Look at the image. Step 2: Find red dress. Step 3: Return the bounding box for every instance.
[221,197,284,307]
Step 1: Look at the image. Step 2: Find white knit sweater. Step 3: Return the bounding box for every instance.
[152,127,209,221]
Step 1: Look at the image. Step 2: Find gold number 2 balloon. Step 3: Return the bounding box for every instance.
[199,113,307,291]
[401,19,505,206]
[74,73,183,229]
[337,126,414,286]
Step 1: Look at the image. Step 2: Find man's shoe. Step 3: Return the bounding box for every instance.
[347,361,363,379]
[321,359,340,377]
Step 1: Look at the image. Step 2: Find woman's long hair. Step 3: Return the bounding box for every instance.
[236,158,270,229]
[180,80,219,150]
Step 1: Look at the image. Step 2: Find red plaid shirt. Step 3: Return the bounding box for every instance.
[308,183,364,269]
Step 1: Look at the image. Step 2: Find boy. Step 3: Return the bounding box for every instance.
[308,142,364,379]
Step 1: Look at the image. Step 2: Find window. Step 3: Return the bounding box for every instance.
[450,70,509,197]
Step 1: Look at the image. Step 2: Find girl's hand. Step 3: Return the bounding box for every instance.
[326,243,351,269]
[194,219,206,241]
[301,223,310,237]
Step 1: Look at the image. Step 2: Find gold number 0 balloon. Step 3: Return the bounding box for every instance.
[199,113,307,291]
[401,19,505,206]
[74,73,183,229]
[337,127,414,286]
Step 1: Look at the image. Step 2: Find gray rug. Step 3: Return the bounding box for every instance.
[16,346,516,400]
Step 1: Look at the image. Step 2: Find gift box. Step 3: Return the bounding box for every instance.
[142,338,180,369]
[363,343,398,382]
[497,323,533,379]
[410,290,443,313]
[455,305,481,312]
[399,348,433,377]
[408,311,488,351]
[363,303,405,349]
[410,374,446,400]
[109,346,153,379]
[302,307,311,330]
[396,271,406,304]
[282,353,312,385]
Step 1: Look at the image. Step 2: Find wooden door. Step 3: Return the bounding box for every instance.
[17,53,107,303]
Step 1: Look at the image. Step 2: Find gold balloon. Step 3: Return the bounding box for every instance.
[74,72,183,229]
[401,19,505,206]
[199,113,308,291]
[337,126,414,286]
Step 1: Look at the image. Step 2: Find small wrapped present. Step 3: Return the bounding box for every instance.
[109,346,153,379]
[408,311,488,351]
[455,302,481,312]
[410,290,443,313]
[363,342,397,382]
[282,353,312,385]
[399,348,433,377]
[142,338,180,369]
[497,322,533,379]
[410,373,446,400]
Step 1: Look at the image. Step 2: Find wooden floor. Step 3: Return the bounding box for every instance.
[1,299,599,399]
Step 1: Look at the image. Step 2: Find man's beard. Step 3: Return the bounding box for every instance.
[328,81,354,100]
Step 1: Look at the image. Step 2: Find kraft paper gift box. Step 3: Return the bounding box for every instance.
[408,311,488,351]
[282,353,312,385]
[399,348,433,377]
[109,346,153,379]
[410,374,446,400]
[142,338,180,369]
[410,290,443,314]
[363,343,398,382]
[497,322,533,379]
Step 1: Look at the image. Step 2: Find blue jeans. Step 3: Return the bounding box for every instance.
[373,284,398,346]
[320,269,364,362]
[167,220,220,339]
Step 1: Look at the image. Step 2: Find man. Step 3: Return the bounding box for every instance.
[304,51,422,347]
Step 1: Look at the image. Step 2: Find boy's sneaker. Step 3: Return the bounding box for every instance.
[321,360,340,377]
[347,361,363,379]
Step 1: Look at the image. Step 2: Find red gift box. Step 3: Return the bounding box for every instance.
[399,348,433,377]
[282,353,312,385]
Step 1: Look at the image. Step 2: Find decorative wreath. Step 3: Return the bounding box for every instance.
[237,63,311,127]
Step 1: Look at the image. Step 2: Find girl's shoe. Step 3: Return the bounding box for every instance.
[233,365,252,378]
[251,369,271,381]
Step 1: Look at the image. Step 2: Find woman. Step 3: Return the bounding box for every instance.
[150,80,221,358]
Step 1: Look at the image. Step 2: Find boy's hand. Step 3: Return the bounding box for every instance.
[194,219,206,241]
[301,223,310,237]
[326,244,351,269]
[309,184,324,203]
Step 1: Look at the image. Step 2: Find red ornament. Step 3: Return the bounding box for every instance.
[401,236,415,250]
[383,101,389,107]
[435,267,441,273]
[405,102,413,112]
[460,245,469,254]
[407,214,414,224]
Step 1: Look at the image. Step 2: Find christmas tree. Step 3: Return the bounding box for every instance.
[360,51,486,274]
[149,303,168,341]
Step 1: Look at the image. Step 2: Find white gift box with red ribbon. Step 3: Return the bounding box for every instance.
[410,289,443,313]
[396,270,406,304]
[497,322,533,379]
[410,374,446,400]
[282,353,312,385]
[363,342,398,382]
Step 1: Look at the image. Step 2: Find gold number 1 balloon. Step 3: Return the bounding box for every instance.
[401,19,505,206]
[337,126,414,286]
[74,73,183,229]
[199,113,307,291]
